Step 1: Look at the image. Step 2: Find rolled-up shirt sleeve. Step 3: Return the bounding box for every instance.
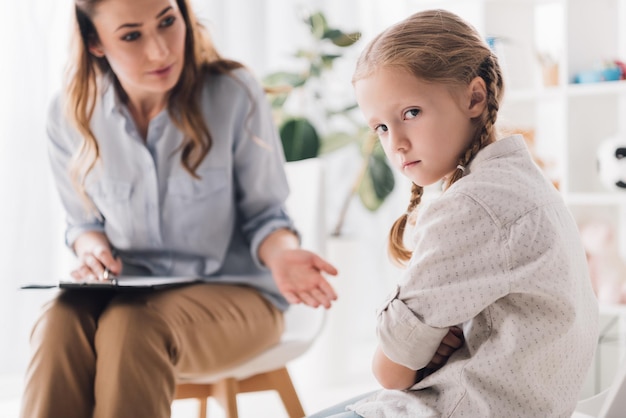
[46,95,104,250]
[377,285,449,370]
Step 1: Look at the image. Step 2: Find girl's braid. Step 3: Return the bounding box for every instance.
[447,54,502,188]
[388,183,424,263]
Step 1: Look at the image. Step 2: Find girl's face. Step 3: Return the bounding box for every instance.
[88,0,186,101]
[354,67,484,187]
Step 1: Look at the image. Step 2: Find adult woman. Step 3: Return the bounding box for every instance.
[20,0,337,417]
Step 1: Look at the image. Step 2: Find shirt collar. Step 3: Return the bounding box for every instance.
[101,78,125,117]
[101,78,170,125]
[467,134,527,175]
[100,79,141,139]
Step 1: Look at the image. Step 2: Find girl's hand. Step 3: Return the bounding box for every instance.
[419,326,464,380]
[71,232,122,281]
[268,248,338,309]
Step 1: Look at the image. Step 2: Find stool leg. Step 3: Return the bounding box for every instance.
[213,378,239,418]
[270,368,306,418]
[198,398,208,418]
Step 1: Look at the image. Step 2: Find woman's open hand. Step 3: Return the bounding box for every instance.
[269,248,338,308]
[258,229,338,308]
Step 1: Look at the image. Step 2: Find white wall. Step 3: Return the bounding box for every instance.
[0,0,74,377]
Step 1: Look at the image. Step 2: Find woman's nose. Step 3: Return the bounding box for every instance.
[146,35,169,61]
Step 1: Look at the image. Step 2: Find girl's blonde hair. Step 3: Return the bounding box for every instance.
[353,9,504,265]
[68,0,243,205]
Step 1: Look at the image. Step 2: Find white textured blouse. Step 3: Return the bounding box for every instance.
[351,135,599,417]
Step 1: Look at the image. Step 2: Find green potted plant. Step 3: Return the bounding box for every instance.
[263,11,395,236]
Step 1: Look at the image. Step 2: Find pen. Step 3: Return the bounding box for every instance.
[103,247,119,282]
[102,268,119,285]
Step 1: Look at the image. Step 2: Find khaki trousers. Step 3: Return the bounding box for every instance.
[20,283,284,418]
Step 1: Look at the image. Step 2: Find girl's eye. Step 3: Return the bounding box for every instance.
[404,108,420,120]
[121,32,141,42]
[374,124,388,135]
[160,16,176,27]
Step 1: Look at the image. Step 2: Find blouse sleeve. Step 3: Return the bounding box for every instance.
[229,70,297,268]
[46,94,105,250]
[377,191,510,370]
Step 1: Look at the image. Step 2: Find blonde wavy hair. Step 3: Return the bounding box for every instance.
[352,9,505,265]
[68,0,244,205]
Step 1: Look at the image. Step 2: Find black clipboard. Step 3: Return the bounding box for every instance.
[21,276,202,291]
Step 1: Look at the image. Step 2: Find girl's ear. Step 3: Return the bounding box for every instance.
[466,77,487,118]
[88,38,105,58]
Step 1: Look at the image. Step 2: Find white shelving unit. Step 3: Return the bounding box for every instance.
[495,0,626,244]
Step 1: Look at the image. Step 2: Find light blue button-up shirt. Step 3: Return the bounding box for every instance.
[46,68,293,310]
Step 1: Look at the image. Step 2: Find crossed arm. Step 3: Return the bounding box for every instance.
[372,326,465,390]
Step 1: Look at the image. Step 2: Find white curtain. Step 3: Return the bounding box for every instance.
[0,0,73,377]
[0,0,415,379]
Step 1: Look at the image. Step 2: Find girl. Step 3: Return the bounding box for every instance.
[20,0,338,417]
[310,9,598,418]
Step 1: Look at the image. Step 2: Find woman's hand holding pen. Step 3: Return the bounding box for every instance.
[71,231,122,281]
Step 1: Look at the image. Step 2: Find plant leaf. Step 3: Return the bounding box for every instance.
[370,140,387,158]
[330,31,362,47]
[319,131,357,154]
[322,29,343,41]
[295,49,314,60]
[369,151,395,200]
[307,12,328,40]
[358,151,395,211]
[358,168,382,211]
[263,71,307,88]
[309,62,322,78]
[279,117,321,162]
[269,94,289,109]
[321,54,342,68]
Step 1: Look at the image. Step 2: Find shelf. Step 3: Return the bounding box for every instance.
[599,303,626,316]
[485,0,563,4]
[409,0,557,7]
[505,86,563,103]
[563,192,626,206]
[567,80,626,97]
[505,80,626,103]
